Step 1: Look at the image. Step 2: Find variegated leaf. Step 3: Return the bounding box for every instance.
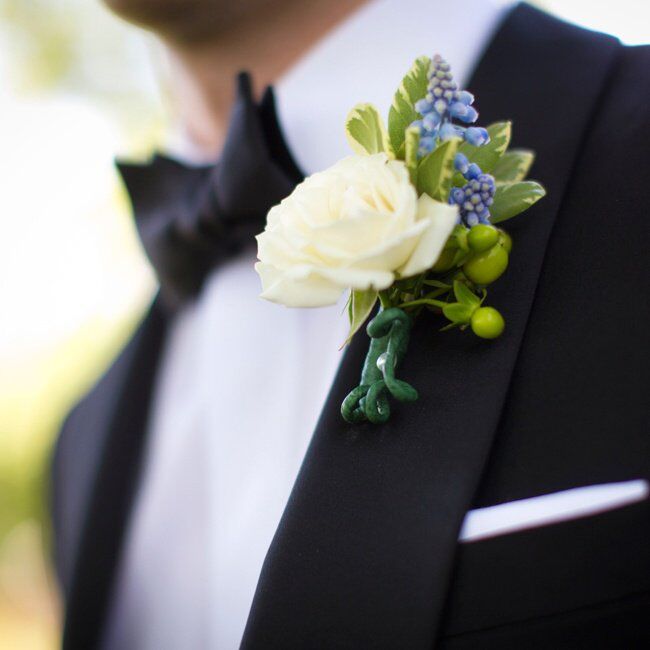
[492,149,535,184]
[345,103,391,155]
[417,138,460,202]
[388,56,431,157]
[453,121,512,185]
[489,181,546,223]
[404,125,420,184]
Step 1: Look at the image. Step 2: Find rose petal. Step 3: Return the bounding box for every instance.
[255,262,344,307]
[399,194,458,277]
[312,266,394,292]
[352,219,430,271]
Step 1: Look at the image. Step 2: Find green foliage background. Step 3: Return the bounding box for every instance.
[0,1,165,646]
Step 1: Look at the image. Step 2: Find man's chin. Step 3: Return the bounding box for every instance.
[101,0,248,43]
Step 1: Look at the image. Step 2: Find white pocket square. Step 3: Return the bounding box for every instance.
[459,479,649,543]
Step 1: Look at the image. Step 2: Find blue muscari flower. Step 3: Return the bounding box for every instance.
[449,156,496,227]
[418,135,435,157]
[423,111,441,131]
[411,54,489,156]
[464,126,490,147]
[450,187,466,204]
[465,163,482,180]
[439,122,463,140]
[454,152,469,175]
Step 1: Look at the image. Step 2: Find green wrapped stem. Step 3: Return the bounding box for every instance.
[341,308,418,424]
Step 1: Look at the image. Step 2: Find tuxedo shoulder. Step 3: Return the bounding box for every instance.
[612,45,650,163]
[50,372,123,595]
[619,41,650,59]
[50,300,166,593]
[579,42,650,232]
[53,303,157,466]
[612,43,650,103]
[521,5,648,112]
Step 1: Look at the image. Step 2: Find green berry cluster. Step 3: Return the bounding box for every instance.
[385,223,511,340]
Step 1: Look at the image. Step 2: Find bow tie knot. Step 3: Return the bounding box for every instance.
[117,72,302,309]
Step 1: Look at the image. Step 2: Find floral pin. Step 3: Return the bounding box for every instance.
[256,54,545,424]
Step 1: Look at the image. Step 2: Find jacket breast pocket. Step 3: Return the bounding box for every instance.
[438,494,650,649]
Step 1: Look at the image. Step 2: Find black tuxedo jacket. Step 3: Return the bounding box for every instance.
[51,5,650,649]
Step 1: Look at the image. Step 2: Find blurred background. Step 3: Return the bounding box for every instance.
[0,0,647,647]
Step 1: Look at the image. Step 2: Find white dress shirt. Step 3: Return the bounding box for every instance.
[103,1,511,648]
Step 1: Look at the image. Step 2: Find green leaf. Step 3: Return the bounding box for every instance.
[489,181,546,223]
[417,138,460,201]
[453,121,511,185]
[388,56,431,157]
[404,126,420,184]
[492,149,535,184]
[442,302,474,324]
[453,280,480,307]
[423,279,452,289]
[343,289,378,346]
[345,103,390,155]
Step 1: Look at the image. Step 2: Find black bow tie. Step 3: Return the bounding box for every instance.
[116,73,303,309]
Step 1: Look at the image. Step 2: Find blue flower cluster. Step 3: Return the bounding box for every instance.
[413,54,490,157]
[450,153,496,227]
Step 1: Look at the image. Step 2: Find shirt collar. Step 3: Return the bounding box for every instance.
[275,0,511,175]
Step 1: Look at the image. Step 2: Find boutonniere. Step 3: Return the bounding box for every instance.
[255,54,546,424]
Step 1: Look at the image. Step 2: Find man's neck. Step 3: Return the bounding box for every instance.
[164,0,368,156]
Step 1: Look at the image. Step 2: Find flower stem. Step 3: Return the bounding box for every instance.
[398,298,448,309]
[378,290,393,309]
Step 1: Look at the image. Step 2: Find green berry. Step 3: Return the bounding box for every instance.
[471,307,505,339]
[454,225,469,252]
[432,247,456,272]
[463,245,509,285]
[467,224,499,252]
[498,230,512,253]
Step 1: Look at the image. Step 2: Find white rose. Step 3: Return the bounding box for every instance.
[255,153,458,307]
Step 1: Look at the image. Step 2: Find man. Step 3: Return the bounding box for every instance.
[51,0,650,648]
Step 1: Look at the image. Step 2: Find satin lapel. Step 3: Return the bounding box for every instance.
[62,300,167,650]
[242,5,620,648]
